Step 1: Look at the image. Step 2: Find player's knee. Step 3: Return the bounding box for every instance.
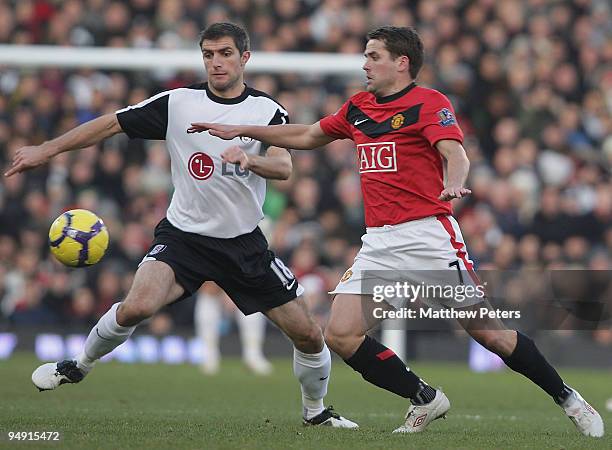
[290,322,323,353]
[117,299,156,326]
[285,320,323,353]
[324,327,357,359]
[323,328,339,352]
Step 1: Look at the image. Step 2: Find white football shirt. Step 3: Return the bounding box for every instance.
[116,83,288,238]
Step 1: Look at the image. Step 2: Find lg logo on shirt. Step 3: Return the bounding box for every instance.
[188,152,250,180]
[357,142,397,173]
[188,152,214,180]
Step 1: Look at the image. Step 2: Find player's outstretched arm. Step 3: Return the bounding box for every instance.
[436,139,472,201]
[187,122,335,150]
[220,145,292,180]
[5,113,123,177]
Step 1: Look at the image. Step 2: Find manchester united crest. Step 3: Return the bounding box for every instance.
[391,113,405,129]
[340,269,353,282]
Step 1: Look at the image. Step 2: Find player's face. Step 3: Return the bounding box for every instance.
[201,37,250,93]
[362,39,405,96]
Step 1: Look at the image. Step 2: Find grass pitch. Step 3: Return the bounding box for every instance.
[1,353,610,449]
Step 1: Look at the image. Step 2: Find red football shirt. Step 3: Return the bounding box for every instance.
[319,83,463,227]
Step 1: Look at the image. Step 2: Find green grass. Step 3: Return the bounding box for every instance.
[1,353,610,449]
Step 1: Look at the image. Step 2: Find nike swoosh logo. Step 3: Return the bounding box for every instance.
[354,118,369,126]
[319,375,329,381]
[95,328,113,341]
[286,279,296,290]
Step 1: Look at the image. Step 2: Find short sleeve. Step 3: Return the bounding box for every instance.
[419,92,463,146]
[319,100,352,140]
[261,106,291,154]
[268,107,290,125]
[116,91,169,140]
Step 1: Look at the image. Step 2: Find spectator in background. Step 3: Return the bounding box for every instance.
[195,282,272,375]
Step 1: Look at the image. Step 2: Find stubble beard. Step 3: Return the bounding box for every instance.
[210,73,241,93]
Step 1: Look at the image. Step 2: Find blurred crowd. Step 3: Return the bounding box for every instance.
[0,0,610,341]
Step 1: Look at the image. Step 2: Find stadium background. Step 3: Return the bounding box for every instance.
[0,0,610,368]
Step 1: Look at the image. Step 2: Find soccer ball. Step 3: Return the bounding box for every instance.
[48,209,109,267]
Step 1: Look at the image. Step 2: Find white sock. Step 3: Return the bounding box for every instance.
[236,311,267,363]
[76,302,136,373]
[293,344,331,419]
[194,292,221,368]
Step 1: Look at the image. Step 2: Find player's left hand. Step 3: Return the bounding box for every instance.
[438,186,472,201]
[221,146,250,170]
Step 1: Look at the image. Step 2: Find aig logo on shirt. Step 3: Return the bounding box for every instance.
[357,142,397,173]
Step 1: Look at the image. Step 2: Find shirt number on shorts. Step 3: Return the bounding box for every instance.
[449,260,464,284]
[270,257,296,289]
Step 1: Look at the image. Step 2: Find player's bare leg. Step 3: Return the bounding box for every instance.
[458,303,604,437]
[324,294,449,433]
[32,261,184,391]
[265,297,358,428]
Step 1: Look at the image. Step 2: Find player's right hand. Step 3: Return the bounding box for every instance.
[4,145,51,177]
[438,186,472,201]
[187,122,241,140]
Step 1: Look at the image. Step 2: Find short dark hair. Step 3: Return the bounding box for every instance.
[199,22,250,54]
[366,26,424,79]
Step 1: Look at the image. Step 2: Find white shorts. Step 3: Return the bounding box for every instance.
[331,215,484,308]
